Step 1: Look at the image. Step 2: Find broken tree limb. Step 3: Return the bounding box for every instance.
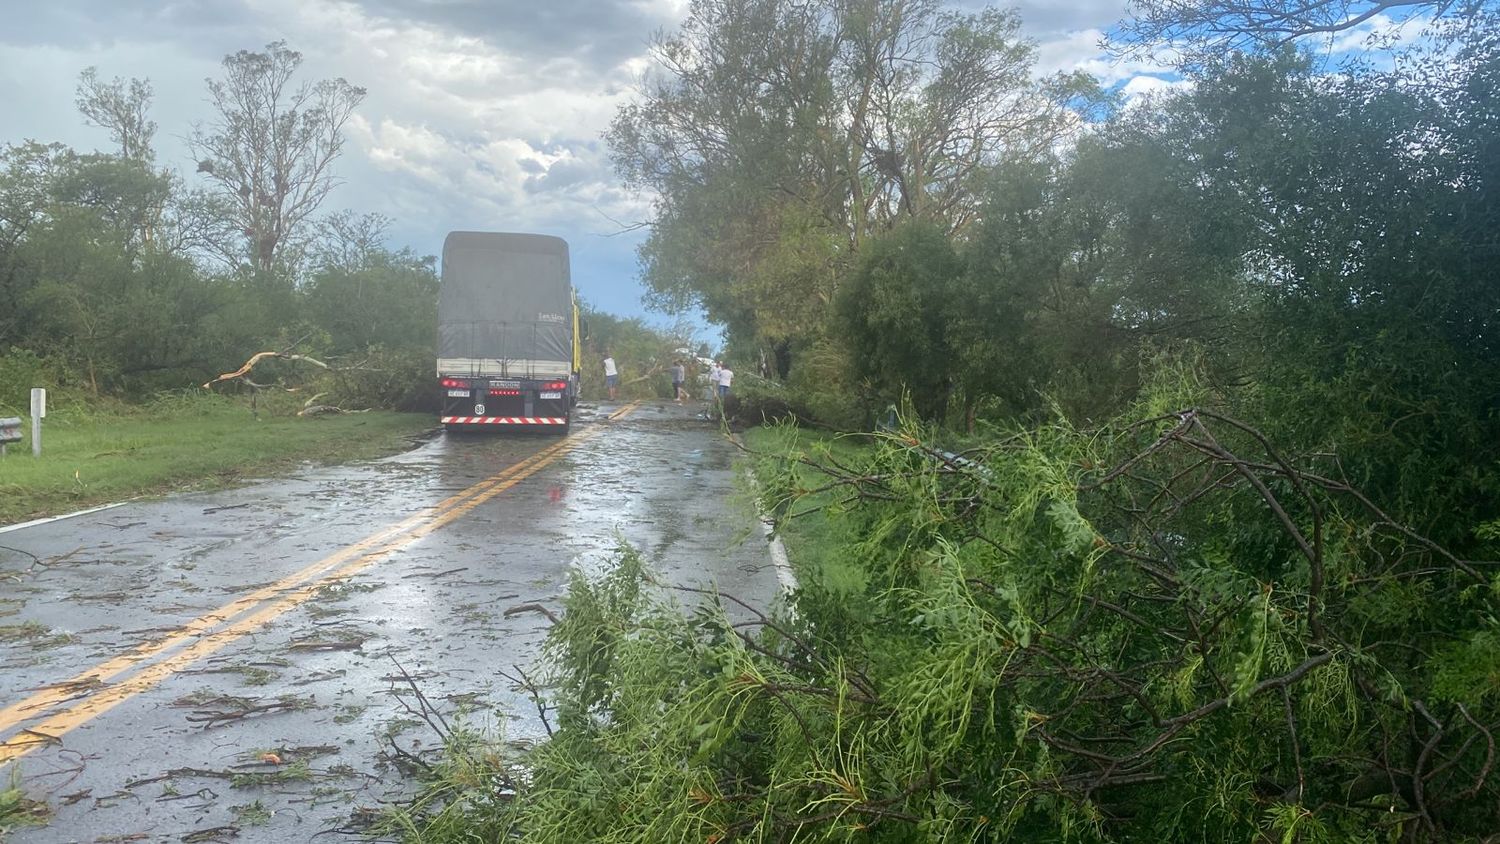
[623,362,665,385]
[503,602,561,624]
[201,351,331,390]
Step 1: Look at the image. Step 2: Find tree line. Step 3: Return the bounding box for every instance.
[613,0,1499,533]
[0,42,438,414]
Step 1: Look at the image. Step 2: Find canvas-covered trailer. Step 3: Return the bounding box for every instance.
[437,232,581,431]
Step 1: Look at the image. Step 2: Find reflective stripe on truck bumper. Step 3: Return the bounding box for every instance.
[442,416,568,425]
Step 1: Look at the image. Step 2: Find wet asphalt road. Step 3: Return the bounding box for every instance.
[0,401,783,843]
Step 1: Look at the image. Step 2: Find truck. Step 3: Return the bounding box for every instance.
[437,232,582,432]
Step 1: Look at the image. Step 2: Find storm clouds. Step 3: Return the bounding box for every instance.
[0,0,1142,318]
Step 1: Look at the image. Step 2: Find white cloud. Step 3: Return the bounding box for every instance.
[224,0,652,254]
[1031,25,1182,89]
[1327,11,1434,52]
[1121,74,1191,97]
[1120,74,1194,107]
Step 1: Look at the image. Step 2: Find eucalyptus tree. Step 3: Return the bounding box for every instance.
[73,69,176,253]
[75,68,157,164]
[189,41,365,277]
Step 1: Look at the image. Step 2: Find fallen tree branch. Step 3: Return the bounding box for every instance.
[202,350,330,390]
[297,405,365,417]
[504,602,561,624]
[623,362,665,385]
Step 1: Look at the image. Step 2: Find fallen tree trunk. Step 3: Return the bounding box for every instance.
[298,405,368,417]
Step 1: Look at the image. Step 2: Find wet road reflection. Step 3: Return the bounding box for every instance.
[0,401,779,842]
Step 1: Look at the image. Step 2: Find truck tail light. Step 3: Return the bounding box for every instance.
[441,378,470,388]
[544,381,567,390]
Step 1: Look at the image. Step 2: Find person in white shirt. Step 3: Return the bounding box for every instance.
[707,361,721,401]
[672,360,687,403]
[603,353,618,400]
[717,362,733,399]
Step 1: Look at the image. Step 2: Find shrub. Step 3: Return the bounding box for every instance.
[0,349,97,420]
[319,345,437,412]
[395,391,1500,842]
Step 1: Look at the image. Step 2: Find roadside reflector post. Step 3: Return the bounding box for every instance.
[30,388,45,457]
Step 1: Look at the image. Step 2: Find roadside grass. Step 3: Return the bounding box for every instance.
[741,423,871,599]
[0,393,433,526]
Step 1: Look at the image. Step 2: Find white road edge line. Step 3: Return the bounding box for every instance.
[0,500,132,535]
[758,510,799,597]
[731,433,799,598]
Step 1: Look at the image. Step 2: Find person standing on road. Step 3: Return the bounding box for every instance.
[707,360,721,402]
[717,362,733,400]
[603,352,619,401]
[672,360,687,404]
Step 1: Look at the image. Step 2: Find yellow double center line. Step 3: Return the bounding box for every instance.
[0,403,638,765]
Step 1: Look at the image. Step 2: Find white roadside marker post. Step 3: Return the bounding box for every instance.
[30,387,45,457]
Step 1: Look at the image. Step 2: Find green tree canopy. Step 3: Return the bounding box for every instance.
[611,0,1082,353]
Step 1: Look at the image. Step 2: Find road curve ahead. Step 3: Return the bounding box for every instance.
[0,401,781,842]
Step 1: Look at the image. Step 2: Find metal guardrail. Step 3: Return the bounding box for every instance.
[0,416,21,455]
[876,407,994,482]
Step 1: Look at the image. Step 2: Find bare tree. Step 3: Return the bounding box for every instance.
[157,187,244,264]
[76,67,157,163]
[838,1,1077,234]
[73,69,171,250]
[190,41,366,276]
[311,210,391,273]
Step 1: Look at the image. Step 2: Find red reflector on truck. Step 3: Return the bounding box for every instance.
[489,389,520,396]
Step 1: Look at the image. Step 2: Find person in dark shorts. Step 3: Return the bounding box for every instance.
[672,360,687,403]
[603,353,618,400]
[717,362,733,399]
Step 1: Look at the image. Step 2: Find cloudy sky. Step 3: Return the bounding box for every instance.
[1,0,1166,325]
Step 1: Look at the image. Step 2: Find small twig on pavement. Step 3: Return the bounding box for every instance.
[503,602,560,624]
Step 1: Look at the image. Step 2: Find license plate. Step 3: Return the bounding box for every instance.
[540,391,563,399]
[446,389,471,397]
[493,380,520,389]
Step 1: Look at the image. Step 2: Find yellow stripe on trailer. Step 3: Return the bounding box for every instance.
[571,290,582,374]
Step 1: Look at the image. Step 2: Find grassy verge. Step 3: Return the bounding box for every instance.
[0,395,434,526]
[741,423,870,595]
